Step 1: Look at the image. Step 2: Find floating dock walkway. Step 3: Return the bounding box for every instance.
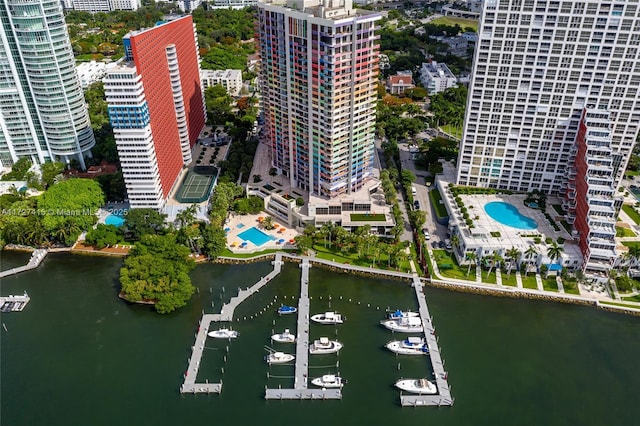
[399,276,453,407]
[264,258,341,400]
[0,292,30,312]
[181,254,284,394]
[0,249,47,278]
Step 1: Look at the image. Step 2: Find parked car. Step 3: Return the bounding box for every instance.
[414,200,420,210]
[438,241,445,248]
[445,239,452,249]
[423,229,430,240]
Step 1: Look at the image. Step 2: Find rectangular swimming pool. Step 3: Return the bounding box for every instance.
[238,227,275,246]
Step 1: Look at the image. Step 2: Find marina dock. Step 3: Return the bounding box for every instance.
[0,292,30,312]
[399,276,453,407]
[264,258,341,400]
[180,254,284,394]
[0,249,47,278]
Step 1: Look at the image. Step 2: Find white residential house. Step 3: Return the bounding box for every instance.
[200,69,243,97]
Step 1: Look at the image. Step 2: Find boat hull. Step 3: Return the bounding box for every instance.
[380,320,423,333]
[309,341,343,355]
[311,377,343,388]
[311,314,344,325]
[271,335,295,343]
[266,354,295,364]
[395,379,437,394]
[385,341,428,355]
[208,329,239,339]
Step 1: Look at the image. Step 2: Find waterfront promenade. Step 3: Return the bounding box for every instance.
[0,249,47,278]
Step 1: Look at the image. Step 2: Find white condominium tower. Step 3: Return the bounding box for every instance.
[0,0,95,169]
[257,0,382,198]
[456,0,640,194]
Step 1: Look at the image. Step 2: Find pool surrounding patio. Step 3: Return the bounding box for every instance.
[484,201,538,230]
[238,226,276,246]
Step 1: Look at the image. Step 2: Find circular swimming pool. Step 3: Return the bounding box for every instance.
[484,202,538,230]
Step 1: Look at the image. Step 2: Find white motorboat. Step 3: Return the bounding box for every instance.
[271,329,296,343]
[207,328,239,339]
[385,337,429,355]
[309,337,343,355]
[311,374,344,389]
[380,316,423,333]
[311,311,344,325]
[387,309,420,320]
[395,378,437,394]
[265,351,295,364]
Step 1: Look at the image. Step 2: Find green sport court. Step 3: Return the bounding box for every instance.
[175,166,217,203]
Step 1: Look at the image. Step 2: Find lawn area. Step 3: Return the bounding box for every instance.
[622,241,640,250]
[625,170,640,177]
[521,274,539,290]
[440,124,462,140]
[350,213,386,222]
[431,249,476,281]
[542,277,559,292]
[430,16,479,32]
[622,204,640,225]
[500,271,518,286]
[313,244,372,268]
[562,283,580,295]
[622,294,640,303]
[616,226,636,237]
[481,269,498,284]
[429,188,448,219]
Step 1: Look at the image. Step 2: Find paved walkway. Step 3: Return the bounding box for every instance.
[0,249,47,278]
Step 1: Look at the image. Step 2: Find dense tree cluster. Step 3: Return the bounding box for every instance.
[429,85,468,129]
[119,234,195,314]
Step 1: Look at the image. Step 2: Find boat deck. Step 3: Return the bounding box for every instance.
[399,276,453,407]
[180,254,284,394]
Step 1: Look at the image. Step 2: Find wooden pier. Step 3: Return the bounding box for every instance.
[0,292,30,312]
[399,276,453,407]
[0,249,47,278]
[180,254,284,394]
[265,258,341,400]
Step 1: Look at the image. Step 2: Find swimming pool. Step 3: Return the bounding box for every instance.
[238,226,275,246]
[484,202,538,230]
[105,214,125,227]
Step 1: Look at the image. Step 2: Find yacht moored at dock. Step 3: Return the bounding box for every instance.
[311,311,344,325]
[385,337,429,355]
[380,316,423,333]
[311,374,344,389]
[309,337,343,354]
[208,328,239,339]
[395,378,437,394]
[266,351,295,364]
[271,329,296,343]
[387,309,419,320]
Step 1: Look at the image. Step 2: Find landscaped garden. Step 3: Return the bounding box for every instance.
[622,204,640,225]
[350,213,386,222]
[542,277,559,292]
[431,249,476,281]
[500,271,518,287]
[521,274,539,290]
[429,189,448,219]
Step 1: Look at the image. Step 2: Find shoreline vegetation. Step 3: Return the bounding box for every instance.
[4,245,640,318]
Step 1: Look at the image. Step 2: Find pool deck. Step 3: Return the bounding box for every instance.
[225,213,300,253]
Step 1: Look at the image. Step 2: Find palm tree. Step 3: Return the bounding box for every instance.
[524,246,538,276]
[320,222,334,248]
[465,251,477,277]
[547,242,564,265]
[486,252,503,279]
[175,204,198,228]
[505,247,522,277]
[262,216,274,230]
[451,234,460,254]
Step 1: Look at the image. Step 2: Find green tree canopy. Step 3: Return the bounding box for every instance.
[123,208,167,241]
[119,234,195,314]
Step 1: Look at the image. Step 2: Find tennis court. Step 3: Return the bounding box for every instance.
[175,167,217,203]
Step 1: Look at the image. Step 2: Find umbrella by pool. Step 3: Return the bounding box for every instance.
[278,239,284,243]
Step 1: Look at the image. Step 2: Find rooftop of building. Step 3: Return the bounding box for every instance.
[123,14,190,39]
[200,69,243,78]
[259,0,381,20]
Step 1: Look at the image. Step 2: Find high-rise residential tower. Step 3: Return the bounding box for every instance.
[456,0,640,194]
[104,16,205,210]
[256,0,382,199]
[0,0,95,169]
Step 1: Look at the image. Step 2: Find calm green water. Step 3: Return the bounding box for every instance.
[1,251,640,425]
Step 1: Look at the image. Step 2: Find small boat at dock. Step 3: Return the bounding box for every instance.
[208,328,239,339]
[271,329,296,343]
[311,374,344,389]
[309,337,343,354]
[387,309,419,320]
[385,337,429,355]
[265,351,295,364]
[311,311,344,324]
[395,378,437,394]
[380,316,423,333]
[277,305,297,315]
